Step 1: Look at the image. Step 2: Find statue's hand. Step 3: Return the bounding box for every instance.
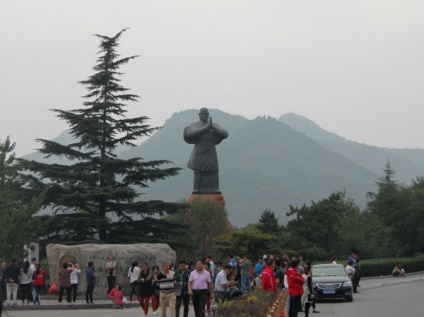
[204,116,213,130]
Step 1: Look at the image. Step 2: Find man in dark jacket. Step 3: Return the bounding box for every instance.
[5,259,20,306]
[175,260,191,317]
[0,261,6,302]
[85,261,95,304]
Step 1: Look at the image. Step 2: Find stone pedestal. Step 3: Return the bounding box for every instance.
[188,193,226,206]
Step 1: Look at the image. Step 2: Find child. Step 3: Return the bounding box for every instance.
[108,284,124,309]
[345,260,356,279]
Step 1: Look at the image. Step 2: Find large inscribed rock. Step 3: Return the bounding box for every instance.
[46,243,176,299]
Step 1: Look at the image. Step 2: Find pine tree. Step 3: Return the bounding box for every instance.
[256,209,280,235]
[0,137,43,259]
[25,29,181,244]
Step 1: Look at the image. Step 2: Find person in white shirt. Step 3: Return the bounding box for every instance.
[105,255,117,294]
[345,260,356,278]
[127,261,141,301]
[29,258,37,303]
[214,265,236,302]
[20,261,33,305]
[69,262,81,303]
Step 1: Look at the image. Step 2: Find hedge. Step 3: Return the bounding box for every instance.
[358,256,424,277]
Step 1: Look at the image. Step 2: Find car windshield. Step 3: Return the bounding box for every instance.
[312,266,346,277]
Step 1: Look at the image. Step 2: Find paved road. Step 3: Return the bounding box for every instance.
[4,307,145,317]
[313,280,424,317]
[3,306,199,317]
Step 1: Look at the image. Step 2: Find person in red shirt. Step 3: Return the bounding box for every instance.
[108,284,124,309]
[33,264,45,305]
[286,259,305,317]
[261,259,277,293]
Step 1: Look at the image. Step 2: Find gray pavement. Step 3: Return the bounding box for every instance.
[314,280,424,317]
[358,271,424,291]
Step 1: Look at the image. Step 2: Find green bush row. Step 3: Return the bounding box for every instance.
[216,288,276,317]
[358,256,424,277]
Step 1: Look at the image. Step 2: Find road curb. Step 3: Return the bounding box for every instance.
[360,276,424,291]
[4,302,140,311]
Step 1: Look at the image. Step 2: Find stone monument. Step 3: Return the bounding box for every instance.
[46,243,176,299]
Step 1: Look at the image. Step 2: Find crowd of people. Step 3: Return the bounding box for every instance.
[0,257,98,307]
[0,258,45,307]
[0,251,362,317]
[118,254,324,317]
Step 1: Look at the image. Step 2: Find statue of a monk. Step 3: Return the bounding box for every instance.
[183,108,229,194]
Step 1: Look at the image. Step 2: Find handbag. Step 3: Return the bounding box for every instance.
[48,283,57,294]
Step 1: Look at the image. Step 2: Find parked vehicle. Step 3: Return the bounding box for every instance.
[311,264,353,302]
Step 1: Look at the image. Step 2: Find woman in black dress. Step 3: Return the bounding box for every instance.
[138,262,153,317]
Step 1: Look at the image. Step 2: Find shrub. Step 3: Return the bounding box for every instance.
[216,288,276,317]
[359,256,424,277]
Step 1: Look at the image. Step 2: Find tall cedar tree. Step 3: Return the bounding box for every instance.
[0,137,44,259]
[25,29,181,244]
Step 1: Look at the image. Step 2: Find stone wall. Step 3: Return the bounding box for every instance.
[46,243,176,299]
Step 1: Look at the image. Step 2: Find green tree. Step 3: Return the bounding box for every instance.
[213,226,281,261]
[402,177,424,255]
[24,29,181,244]
[256,209,281,235]
[166,197,229,260]
[284,191,361,260]
[366,159,407,256]
[0,137,43,260]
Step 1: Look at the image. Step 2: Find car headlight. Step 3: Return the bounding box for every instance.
[343,281,352,287]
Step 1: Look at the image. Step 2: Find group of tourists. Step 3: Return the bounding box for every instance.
[0,258,45,307]
[346,250,361,293]
[54,259,97,305]
[124,253,321,317]
[0,257,99,307]
[122,255,241,317]
[0,251,361,317]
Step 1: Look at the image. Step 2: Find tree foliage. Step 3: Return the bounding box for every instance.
[213,225,281,260]
[24,29,181,244]
[256,209,281,235]
[213,160,424,262]
[366,161,424,257]
[0,137,43,260]
[283,191,363,260]
[166,197,230,260]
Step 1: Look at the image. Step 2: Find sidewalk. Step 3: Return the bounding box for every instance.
[358,271,424,291]
[5,272,424,311]
[3,299,140,311]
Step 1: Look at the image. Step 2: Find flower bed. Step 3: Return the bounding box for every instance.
[214,288,288,317]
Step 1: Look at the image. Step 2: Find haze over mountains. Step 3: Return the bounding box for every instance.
[24,109,424,227]
[279,113,424,184]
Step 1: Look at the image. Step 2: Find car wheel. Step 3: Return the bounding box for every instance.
[346,295,353,302]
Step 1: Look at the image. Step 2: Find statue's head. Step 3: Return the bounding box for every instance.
[198,107,209,122]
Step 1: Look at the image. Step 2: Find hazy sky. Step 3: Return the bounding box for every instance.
[1,0,424,156]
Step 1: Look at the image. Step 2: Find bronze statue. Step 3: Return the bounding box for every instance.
[184,108,229,194]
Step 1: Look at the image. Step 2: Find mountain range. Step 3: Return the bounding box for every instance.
[24,109,424,227]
